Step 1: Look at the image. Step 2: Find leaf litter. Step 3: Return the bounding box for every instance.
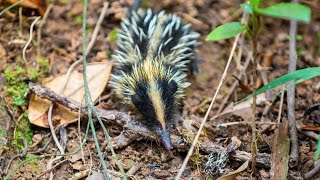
[28,61,112,128]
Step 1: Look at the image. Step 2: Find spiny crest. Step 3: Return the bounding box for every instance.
[112,9,200,73]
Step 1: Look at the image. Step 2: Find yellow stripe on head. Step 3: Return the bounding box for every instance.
[149,80,166,129]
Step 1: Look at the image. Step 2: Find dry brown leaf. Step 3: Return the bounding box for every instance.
[5,0,46,15]
[28,61,113,128]
[217,160,249,180]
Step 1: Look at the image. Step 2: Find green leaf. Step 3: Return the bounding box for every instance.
[241,67,320,101]
[241,4,253,14]
[206,22,245,41]
[256,3,311,23]
[249,0,261,9]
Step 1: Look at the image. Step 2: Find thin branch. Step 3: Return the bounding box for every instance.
[297,126,319,140]
[277,85,285,123]
[48,105,65,154]
[287,0,299,166]
[217,121,278,128]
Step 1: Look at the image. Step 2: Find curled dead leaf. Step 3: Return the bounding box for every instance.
[217,160,249,180]
[28,61,113,128]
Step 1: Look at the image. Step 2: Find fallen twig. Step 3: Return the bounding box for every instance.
[28,79,271,168]
[277,85,285,123]
[297,126,319,140]
[217,121,278,128]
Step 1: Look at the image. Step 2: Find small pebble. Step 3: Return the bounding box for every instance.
[122,158,135,170]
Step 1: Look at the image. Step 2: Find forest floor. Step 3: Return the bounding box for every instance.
[0,0,320,179]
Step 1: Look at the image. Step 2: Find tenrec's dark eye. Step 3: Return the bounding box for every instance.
[131,94,142,105]
[168,80,178,93]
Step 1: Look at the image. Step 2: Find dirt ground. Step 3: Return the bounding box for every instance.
[0,0,320,179]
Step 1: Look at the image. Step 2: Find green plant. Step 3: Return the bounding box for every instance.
[107,28,119,43]
[206,0,311,173]
[4,57,49,150]
[4,57,49,108]
[13,113,33,150]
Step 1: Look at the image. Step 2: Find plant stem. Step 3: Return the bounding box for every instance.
[250,10,260,174]
[82,0,109,176]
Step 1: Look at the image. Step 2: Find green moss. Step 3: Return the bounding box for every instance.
[4,66,29,107]
[36,56,49,71]
[4,57,49,150]
[13,113,33,150]
[108,28,119,43]
[74,15,82,24]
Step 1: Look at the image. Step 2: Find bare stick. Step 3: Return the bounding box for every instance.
[217,121,278,128]
[48,105,65,154]
[78,98,86,164]
[277,85,285,123]
[297,126,319,140]
[287,0,299,166]
[22,16,41,65]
